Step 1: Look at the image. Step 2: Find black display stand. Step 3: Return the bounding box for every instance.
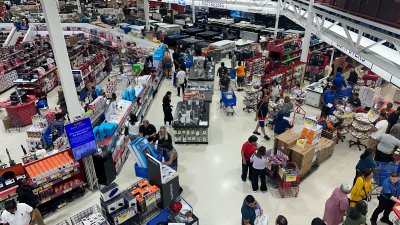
[146,154,180,209]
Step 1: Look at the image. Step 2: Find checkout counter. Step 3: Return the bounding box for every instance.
[0,93,37,126]
[172,101,210,144]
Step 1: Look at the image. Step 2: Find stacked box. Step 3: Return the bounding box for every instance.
[275,130,300,155]
[300,125,323,145]
[290,143,316,177]
[317,137,335,164]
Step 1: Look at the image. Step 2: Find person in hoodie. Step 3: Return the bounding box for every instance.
[323,183,352,225]
[273,111,293,136]
[333,72,346,92]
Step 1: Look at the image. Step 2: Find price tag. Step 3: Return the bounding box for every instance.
[296,139,306,148]
[344,111,353,117]
[285,175,297,182]
[118,211,131,223]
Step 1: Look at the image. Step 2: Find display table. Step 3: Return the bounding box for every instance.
[305,82,324,108]
[188,58,215,81]
[0,95,37,126]
[172,101,210,144]
[187,81,214,93]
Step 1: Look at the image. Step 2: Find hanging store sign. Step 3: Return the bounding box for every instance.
[331,41,373,69]
[65,118,97,160]
[201,0,227,9]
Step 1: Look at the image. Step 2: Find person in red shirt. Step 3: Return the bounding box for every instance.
[241,135,258,182]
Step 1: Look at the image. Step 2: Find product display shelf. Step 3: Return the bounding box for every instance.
[244,55,266,80]
[0,186,18,202]
[30,163,80,188]
[172,101,210,144]
[38,181,85,205]
[349,113,374,151]
[15,66,59,94]
[262,62,305,95]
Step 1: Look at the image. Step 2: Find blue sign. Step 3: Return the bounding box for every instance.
[65,118,97,160]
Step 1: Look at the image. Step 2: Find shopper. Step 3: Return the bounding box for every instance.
[387,106,400,133]
[253,95,270,141]
[231,50,237,68]
[219,72,231,103]
[161,142,177,170]
[321,86,337,118]
[310,64,319,83]
[271,80,281,101]
[347,68,359,87]
[391,124,400,140]
[250,146,269,193]
[176,67,186,97]
[275,215,288,225]
[348,92,362,108]
[375,131,400,162]
[16,179,45,225]
[343,200,368,225]
[323,183,351,225]
[355,148,376,185]
[241,195,261,225]
[370,172,400,225]
[162,91,173,125]
[241,135,258,182]
[381,103,395,117]
[162,52,173,79]
[311,218,326,225]
[217,62,228,77]
[172,48,180,71]
[333,72,345,92]
[350,169,372,207]
[236,62,245,91]
[153,126,172,148]
[126,112,139,136]
[278,96,294,117]
[369,112,388,148]
[139,120,157,142]
[1,199,36,225]
[261,83,270,99]
[273,112,293,136]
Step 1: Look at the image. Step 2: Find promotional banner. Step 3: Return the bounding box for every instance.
[65,118,97,160]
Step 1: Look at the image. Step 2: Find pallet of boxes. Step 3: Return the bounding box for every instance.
[275,119,336,179]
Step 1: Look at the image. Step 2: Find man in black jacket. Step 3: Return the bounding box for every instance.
[16,179,45,225]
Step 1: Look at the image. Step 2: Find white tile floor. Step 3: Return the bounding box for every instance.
[0,61,398,224]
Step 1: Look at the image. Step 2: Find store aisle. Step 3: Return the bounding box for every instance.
[0,69,388,224]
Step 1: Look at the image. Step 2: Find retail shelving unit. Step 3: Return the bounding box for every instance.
[262,62,305,94]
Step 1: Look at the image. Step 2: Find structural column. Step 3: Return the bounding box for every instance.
[300,0,314,83]
[274,4,280,38]
[40,0,81,119]
[144,0,150,30]
[192,0,196,24]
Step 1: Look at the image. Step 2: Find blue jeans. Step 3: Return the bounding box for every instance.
[128,134,140,142]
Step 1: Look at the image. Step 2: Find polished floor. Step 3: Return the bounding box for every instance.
[0,66,399,224]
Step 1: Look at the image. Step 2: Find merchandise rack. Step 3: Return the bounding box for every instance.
[70,204,108,225]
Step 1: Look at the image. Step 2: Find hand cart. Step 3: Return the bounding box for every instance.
[220,91,236,116]
[371,161,400,197]
[277,162,300,198]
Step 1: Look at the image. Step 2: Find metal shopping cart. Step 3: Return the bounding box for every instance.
[220,91,236,116]
[371,161,400,196]
[277,162,300,198]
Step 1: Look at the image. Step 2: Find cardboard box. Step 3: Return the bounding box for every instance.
[298,161,312,177]
[275,130,300,155]
[290,143,315,168]
[317,137,335,164]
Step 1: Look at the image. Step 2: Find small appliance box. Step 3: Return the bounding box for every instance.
[275,130,300,155]
[108,206,137,225]
[100,182,121,202]
[101,194,125,214]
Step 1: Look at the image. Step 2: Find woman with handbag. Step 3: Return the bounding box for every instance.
[162,91,173,125]
[350,169,373,207]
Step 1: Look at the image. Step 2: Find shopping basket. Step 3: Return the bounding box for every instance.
[277,162,300,198]
[221,91,236,116]
[373,161,400,186]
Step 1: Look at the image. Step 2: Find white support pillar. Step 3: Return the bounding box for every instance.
[329,47,335,66]
[76,0,82,14]
[192,0,196,24]
[40,0,81,119]
[300,0,314,84]
[274,4,280,38]
[144,0,150,30]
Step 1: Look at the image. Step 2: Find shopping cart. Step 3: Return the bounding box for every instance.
[277,162,300,198]
[371,161,400,197]
[220,91,236,116]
